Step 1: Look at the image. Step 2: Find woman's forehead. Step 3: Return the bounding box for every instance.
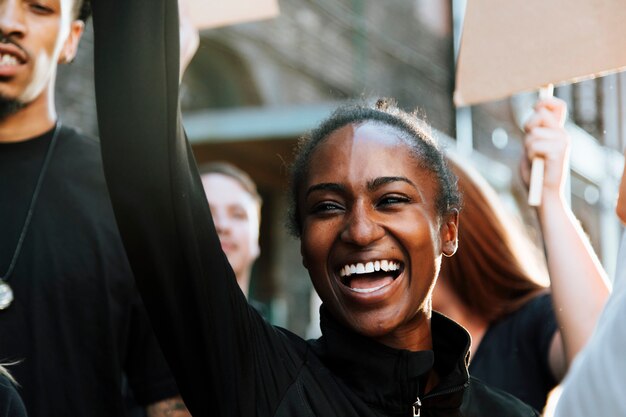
[306,122,430,185]
[336,121,411,144]
[314,122,410,157]
[320,120,414,152]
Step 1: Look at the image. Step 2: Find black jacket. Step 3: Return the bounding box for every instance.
[305,308,539,416]
[93,1,538,416]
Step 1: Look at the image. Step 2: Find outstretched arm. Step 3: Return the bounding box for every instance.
[521,97,610,378]
[91,1,301,415]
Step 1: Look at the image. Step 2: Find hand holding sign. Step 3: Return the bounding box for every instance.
[521,97,570,208]
[455,0,626,206]
[177,0,279,77]
[526,84,554,206]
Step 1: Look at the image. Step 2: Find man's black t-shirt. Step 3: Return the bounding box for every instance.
[0,126,178,416]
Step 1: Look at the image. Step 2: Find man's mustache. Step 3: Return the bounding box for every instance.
[0,32,28,59]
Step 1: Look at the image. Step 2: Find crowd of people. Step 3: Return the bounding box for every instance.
[0,0,625,416]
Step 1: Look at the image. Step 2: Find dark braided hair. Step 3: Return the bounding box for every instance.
[288,98,461,237]
[74,0,92,22]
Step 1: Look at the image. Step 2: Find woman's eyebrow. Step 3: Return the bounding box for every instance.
[367,176,415,192]
[306,183,345,197]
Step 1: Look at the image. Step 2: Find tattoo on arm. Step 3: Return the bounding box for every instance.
[146,396,191,417]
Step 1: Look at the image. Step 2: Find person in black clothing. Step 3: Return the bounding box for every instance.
[0,367,26,417]
[0,0,188,415]
[93,0,540,415]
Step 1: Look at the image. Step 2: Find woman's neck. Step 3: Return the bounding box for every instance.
[432,282,489,358]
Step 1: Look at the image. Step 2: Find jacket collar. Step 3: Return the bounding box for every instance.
[311,307,470,415]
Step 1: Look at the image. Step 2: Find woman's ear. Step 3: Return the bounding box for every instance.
[441,209,459,258]
[300,242,309,270]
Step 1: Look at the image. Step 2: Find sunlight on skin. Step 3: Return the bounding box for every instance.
[19,0,76,103]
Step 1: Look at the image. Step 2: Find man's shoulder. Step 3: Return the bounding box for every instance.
[58,124,100,149]
[462,377,540,417]
[55,125,103,166]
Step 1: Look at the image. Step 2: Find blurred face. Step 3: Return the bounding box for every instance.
[617,150,626,225]
[202,173,260,291]
[0,0,84,105]
[299,122,458,350]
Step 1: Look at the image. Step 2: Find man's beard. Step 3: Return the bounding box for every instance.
[0,90,26,121]
[0,33,28,120]
[0,33,30,121]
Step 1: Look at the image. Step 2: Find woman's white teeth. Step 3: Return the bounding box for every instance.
[339,260,400,277]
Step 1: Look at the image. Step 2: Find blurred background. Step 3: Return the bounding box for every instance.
[57,0,624,338]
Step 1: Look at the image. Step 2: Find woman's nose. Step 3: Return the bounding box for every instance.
[340,203,384,246]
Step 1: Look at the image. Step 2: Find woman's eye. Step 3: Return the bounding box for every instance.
[311,202,343,214]
[378,195,410,207]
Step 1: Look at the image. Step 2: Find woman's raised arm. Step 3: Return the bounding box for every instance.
[522,97,611,377]
[92,1,303,415]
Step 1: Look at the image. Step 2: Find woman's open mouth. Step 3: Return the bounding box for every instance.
[338,260,404,294]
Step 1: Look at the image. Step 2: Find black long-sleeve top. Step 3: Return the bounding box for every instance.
[91,1,539,416]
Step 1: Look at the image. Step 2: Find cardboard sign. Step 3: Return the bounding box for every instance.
[183,0,279,30]
[454,0,626,106]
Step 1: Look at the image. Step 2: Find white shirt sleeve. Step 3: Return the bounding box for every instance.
[553,230,626,417]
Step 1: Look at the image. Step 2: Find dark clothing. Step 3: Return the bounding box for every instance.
[0,375,27,417]
[93,1,539,416]
[310,308,540,417]
[0,126,178,416]
[470,294,558,411]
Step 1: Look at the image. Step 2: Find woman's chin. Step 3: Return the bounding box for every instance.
[341,310,404,339]
[338,307,432,349]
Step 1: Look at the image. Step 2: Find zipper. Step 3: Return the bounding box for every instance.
[412,397,421,417]
[411,382,469,416]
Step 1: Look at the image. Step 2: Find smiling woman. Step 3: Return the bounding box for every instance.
[290,101,461,351]
[94,0,543,416]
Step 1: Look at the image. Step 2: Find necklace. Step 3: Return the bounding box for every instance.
[0,123,61,310]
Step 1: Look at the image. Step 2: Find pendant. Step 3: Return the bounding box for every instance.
[0,279,14,310]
